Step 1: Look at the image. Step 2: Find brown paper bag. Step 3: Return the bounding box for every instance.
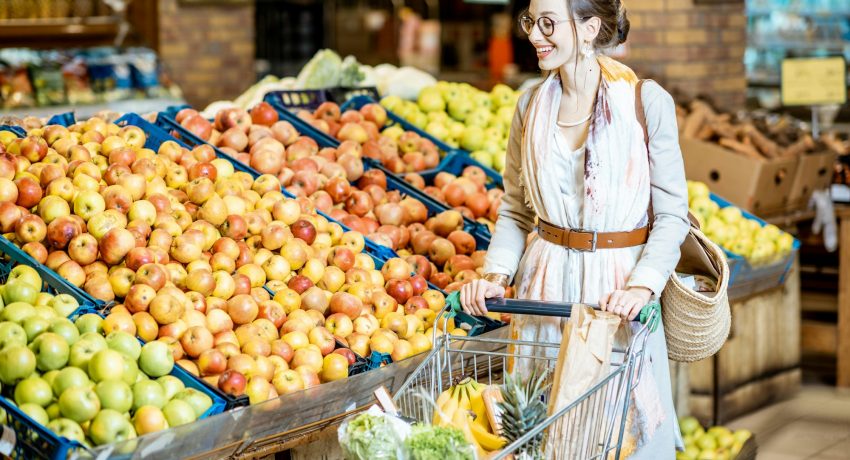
[544,305,621,459]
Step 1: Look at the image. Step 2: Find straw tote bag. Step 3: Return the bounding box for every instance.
[636,80,731,362]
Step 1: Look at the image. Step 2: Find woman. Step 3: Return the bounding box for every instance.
[459,0,690,457]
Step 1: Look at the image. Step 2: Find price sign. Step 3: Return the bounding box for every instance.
[781,56,847,106]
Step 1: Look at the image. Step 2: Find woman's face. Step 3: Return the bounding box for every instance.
[526,0,579,71]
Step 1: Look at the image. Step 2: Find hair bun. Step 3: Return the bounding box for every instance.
[616,7,630,45]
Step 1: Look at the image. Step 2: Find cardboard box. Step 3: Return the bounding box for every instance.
[786,150,838,211]
[680,139,799,217]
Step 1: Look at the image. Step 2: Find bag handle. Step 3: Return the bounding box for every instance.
[635,80,701,230]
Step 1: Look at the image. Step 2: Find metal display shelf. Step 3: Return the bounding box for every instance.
[0,97,184,120]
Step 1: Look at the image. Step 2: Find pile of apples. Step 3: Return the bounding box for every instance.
[0,118,450,406]
[0,266,214,447]
[406,165,503,233]
[295,101,443,174]
[381,82,520,174]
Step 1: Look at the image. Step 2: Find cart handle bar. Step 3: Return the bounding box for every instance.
[444,291,660,332]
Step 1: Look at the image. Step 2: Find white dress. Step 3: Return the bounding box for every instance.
[484,81,688,457]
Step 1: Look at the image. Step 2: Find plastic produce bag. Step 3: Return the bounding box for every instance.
[338,406,410,460]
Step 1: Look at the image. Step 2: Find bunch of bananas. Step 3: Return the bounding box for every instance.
[432,377,507,456]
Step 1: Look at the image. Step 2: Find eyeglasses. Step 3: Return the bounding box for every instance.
[518,13,589,37]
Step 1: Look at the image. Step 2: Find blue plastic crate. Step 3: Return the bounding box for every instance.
[45,112,76,127]
[0,125,26,137]
[0,266,227,460]
[161,104,191,120]
[710,193,800,299]
[264,89,329,111]
[326,86,380,105]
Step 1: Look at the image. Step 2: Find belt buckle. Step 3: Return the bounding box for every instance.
[574,229,598,252]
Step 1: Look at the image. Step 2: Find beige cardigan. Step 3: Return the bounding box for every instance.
[483,81,690,296]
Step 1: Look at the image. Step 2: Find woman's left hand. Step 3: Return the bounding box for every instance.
[599,287,653,321]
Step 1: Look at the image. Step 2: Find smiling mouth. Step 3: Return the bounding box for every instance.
[536,46,554,58]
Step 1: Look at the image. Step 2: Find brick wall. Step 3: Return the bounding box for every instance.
[157,0,255,108]
[622,0,747,110]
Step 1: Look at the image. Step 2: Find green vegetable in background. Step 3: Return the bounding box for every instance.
[339,413,401,460]
[405,424,475,460]
[339,56,365,87]
[296,49,342,89]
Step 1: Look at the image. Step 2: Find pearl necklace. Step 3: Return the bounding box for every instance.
[556,113,592,128]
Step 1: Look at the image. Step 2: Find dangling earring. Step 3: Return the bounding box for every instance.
[581,42,595,59]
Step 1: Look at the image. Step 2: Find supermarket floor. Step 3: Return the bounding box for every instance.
[727,385,850,459]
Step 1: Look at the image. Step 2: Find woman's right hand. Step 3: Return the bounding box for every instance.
[460,279,506,316]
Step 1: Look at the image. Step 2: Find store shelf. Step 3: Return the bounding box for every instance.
[748,38,849,51]
[747,8,850,17]
[0,16,120,47]
[0,97,185,120]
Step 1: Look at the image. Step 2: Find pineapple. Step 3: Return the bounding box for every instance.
[498,366,550,460]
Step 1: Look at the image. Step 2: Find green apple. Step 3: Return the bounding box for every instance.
[496,105,513,127]
[49,318,79,346]
[52,367,90,398]
[460,126,485,152]
[0,321,27,350]
[122,356,139,386]
[33,305,57,321]
[427,110,450,123]
[19,402,49,425]
[380,95,403,112]
[448,121,465,140]
[1,302,36,324]
[174,388,213,418]
[686,181,710,201]
[42,369,60,388]
[34,292,53,306]
[68,338,105,369]
[465,108,492,128]
[74,314,103,335]
[156,375,185,401]
[448,98,474,122]
[718,206,743,225]
[89,409,132,446]
[408,111,427,130]
[95,380,133,413]
[49,294,79,318]
[472,93,492,112]
[47,418,86,443]
[14,376,53,407]
[58,386,100,423]
[105,331,141,361]
[79,332,107,349]
[31,332,70,372]
[9,266,42,289]
[417,87,446,113]
[492,150,506,172]
[490,84,514,108]
[2,281,38,307]
[23,316,51,343]
[139,341,173,378]
[132,380,166,410]
[424,121,449,141]
[0,345,36,385]
[470,151,494,169]
[46,402,60,420]
[162,399,195,427]
[88,349,125,382]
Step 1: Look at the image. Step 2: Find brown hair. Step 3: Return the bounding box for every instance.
[567,0,630,49]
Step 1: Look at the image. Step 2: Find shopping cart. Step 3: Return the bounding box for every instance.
[392,293,659,460]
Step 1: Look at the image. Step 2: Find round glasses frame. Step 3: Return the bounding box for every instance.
[518,14,590,37]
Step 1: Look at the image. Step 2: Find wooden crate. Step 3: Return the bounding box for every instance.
[688,257,802,425]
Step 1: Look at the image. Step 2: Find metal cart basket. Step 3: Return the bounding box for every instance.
[392,296,658,460]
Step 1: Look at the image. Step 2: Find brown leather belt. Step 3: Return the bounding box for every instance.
[537,218,649,252]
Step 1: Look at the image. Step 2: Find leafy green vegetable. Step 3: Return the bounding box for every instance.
[296,49,343,89]
[405,424,475,460]
[339,55,365,87]
[339,413,401,460]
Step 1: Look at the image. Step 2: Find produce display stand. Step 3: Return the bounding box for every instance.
[686,257,802,426]
[766,205,850,388]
